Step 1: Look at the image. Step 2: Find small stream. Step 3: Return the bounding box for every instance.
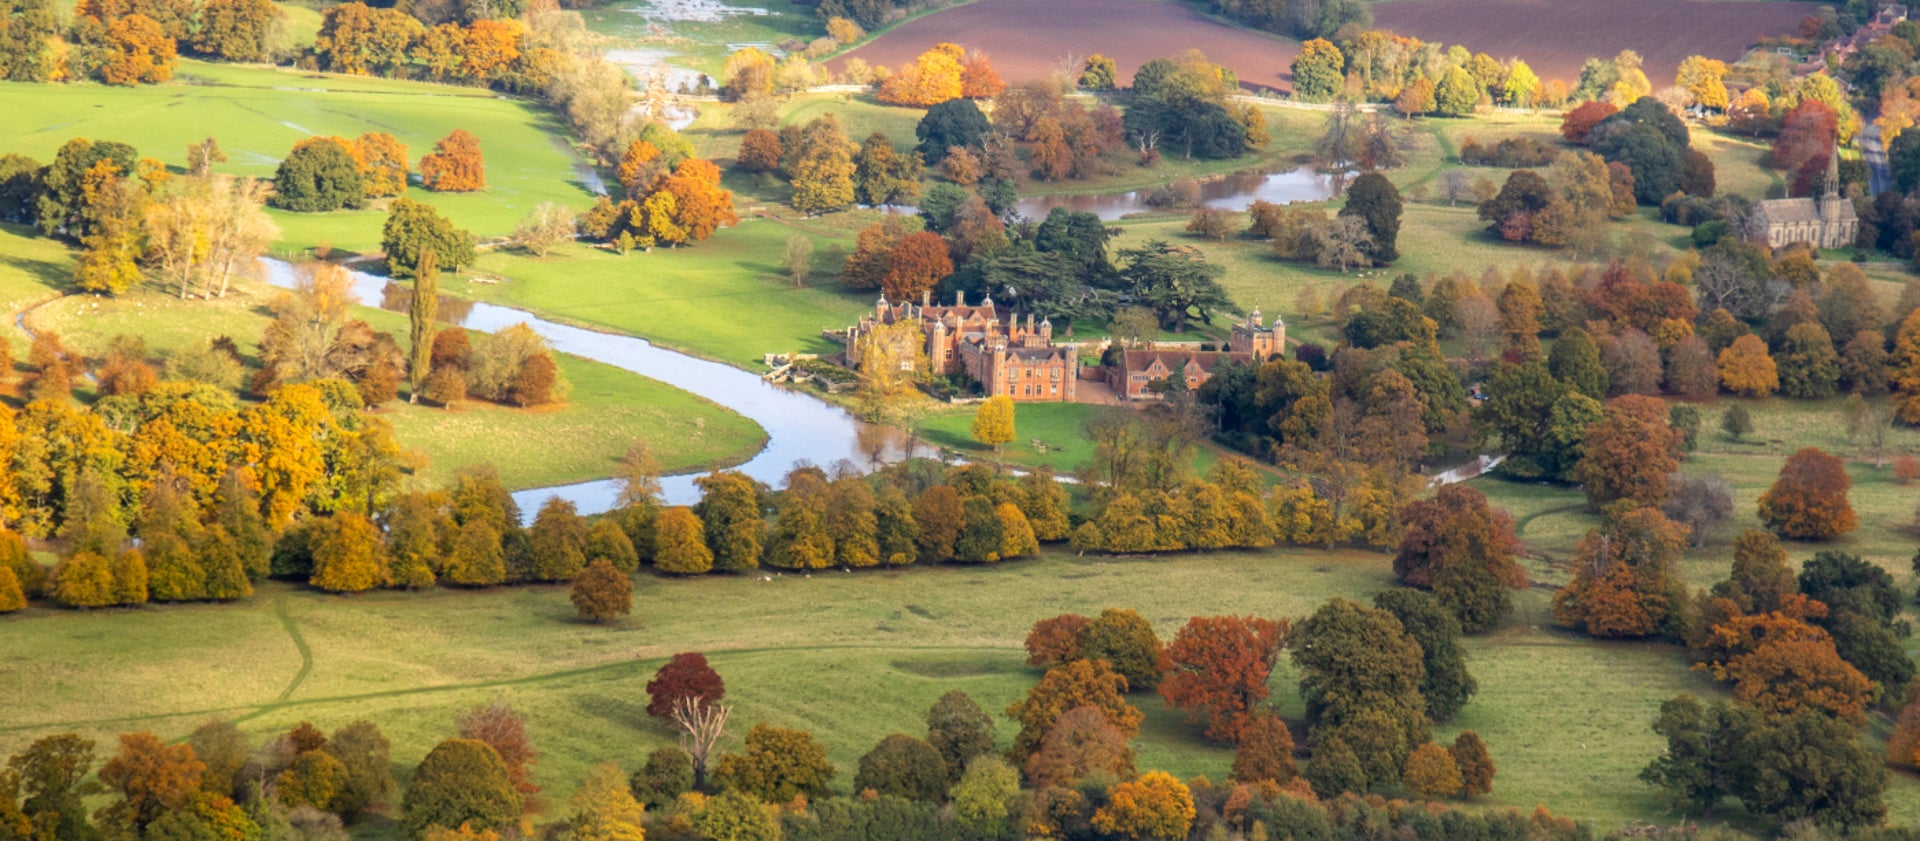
[259,259,925,513]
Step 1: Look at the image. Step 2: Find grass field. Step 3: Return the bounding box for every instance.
[17,545,1905,831]
[18,272,765,490]
[0,61,599,256]
[581,0,827,77]
[459,220,874,365]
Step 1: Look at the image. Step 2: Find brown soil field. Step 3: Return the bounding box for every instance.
[1371,0,1821,89]
[832,0,1303,92]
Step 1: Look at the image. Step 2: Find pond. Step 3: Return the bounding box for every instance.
[259,259,925,515]
[1014,166,1337,222]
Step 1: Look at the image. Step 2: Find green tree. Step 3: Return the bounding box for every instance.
[408,250,438,404]
[709,723,835,802]
[1078,607,1164,691]
[925,690,994,782]
[852,132,921,207]
[324,721,395,818]
[382,197,476,279]
[1339,173,1401,264]
[1373,590,1476,722]
[629,746,693,811]
[1290,39,1343,102]
[1291,599,1430,774]
[696,789,779,841]
[915,98,990,163]
[693,471,763,573]
[528,497,590,581]
[948,757,1019,841]
[271,138,364,212]
[1118,241,1233,332]
[1434,66,1480,117]
[1778,322,1840,399]
[400,739,520,839]
[1390,485,1525,631]
[853,734,947,801]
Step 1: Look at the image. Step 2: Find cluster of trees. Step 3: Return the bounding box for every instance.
[1636,535,1916,829]
[832,200,1232,345]
[1123,51,1267,162]
[577,132,737,251]
[874,42,1003,107]
[1249,170,1403,272]
[1290,29,1737,119]
[0,0,280,85]
[612,605,1537,841]
[311,2,545,89]
[1197,0,1366,40]
[0,136,278,296]
[273,128,484,213]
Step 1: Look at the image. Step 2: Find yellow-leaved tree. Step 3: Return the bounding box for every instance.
[972,395,1015,453]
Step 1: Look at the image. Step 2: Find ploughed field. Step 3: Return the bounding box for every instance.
[834,0,1303,91]
[1370,0,1822,87]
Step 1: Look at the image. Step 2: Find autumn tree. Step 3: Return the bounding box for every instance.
[569,558,631,623]
[71,161,145,295]
[785,115,857,215]
[1402,742,1462,799]
[737,129,783,177]
[1228,711,1296,784]
[1157,615,1288,740]
[969,395,1014,453]
[383,197,476,279]
[709,723,835,802]
[457,701,537,801]
[1450,731,1494,796]
[1091,771,1194,841]
[1391,485,1525,631]
[1758,447,1857,539]
[1291,39,1343,102]
[1562,101,1620,144]
[1574,395,1681,509]
[646,652,725,719]
[1553,507,1691,638]
[881,231,952,302]
[1717,334,1779,397]
[568,763,645,841]
[100,13,177,84]
[309,514,389,593]
[420,130,485,192]
[692,471,764,573]
[97,732,204,832]
[400,739,520,839]
[879,44,964,107]
[925,690,994,782]
[653,507,712,574]
[1006,658,1144,759]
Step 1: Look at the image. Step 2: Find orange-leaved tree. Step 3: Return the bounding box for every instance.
[1552,506,1690,638]
[1157,615,1289,741]
[1572,394,1681,509]
[1756,447,1857,539]
[1717,334,1778,397]
[878,44,964,107]
[1005,658,1143,759]
[881,231,953,302]
[1391,484,1526,631]
[421,130,486,192]
[1024,613,1090,667]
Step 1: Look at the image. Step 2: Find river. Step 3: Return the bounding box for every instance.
[259,259,922,514]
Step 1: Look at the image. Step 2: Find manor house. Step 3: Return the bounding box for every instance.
[839,291,1080,403]
[1750,151,1858,249]
[1108,310,1285,400]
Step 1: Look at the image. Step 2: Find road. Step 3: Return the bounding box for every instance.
[1863,121,1892,196]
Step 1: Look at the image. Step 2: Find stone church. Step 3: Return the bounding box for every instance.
[1750,150,1858,249]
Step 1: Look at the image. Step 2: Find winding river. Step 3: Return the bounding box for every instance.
[259,259,922,514]
[252,167,1339,514]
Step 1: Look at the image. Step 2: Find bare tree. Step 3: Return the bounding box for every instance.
[1441,170,1471,207]
[670,697,731,791]
[1663,471,1734,547]
[1455,293,1501,373]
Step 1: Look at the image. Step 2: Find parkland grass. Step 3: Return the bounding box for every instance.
[0,61,600,255]
[22,545,1908,831]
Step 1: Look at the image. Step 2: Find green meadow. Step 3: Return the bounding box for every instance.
[17,545,1907,832]
[0,61,601,256]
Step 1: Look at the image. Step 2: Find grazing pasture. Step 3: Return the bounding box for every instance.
[1371,0,1820,88]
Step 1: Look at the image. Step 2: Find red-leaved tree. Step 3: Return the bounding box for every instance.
[646,652,726,719]
[1157,615,1290,741]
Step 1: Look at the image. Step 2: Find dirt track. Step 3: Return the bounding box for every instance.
[833,0,1304,92]
[1372,0,1821,87]
[836,0,1819,95]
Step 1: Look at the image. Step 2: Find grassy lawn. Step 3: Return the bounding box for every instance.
[0,61,599,256]
[460,221,874,365]
[21,273,765,490]
[18,544,1900,830]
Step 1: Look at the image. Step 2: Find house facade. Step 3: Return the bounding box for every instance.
[839,291,1079,403]
[1108,310,1285,400]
